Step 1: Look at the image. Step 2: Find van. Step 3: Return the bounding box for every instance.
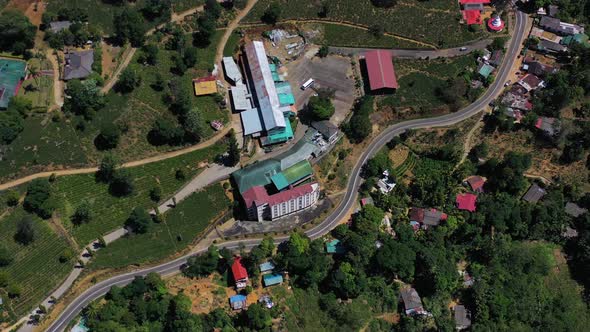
[300,78,315,90]
[459,47,468,51]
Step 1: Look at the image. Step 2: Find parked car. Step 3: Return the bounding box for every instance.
[459,47,468,51]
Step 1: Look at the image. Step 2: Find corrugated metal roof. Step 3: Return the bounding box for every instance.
[231,84,252,111]
[241,108,263,135]
[365,50,398,90]
[263,273,283,286]
[259,261,275,272]
[245,41,286,131]
[278,93,295,106]
[223,56,243,84]
[233,159,282,194]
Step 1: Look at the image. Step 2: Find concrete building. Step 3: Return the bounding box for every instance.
[242,182,320,221]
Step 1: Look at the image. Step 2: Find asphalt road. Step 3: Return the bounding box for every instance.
[45,10,528,332]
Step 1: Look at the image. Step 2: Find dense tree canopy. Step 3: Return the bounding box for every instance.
[0,10,36,54]
[114,8,146,47]
[308,96,335,120]
[23,179,55,219]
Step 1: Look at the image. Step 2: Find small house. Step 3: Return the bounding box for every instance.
[565,202,587,218]
[263,273,284,287]
[522,183,546,203]
[456,193,477,212]
[466,175,485,193]
[535,116,559,136]
[259,261,275,274]
[311,121,339,144]
[400,287,427,316]
[489,50,504,67]
[536,40,568,54]
[409,207,447,228]
[454,305,472,330]
[63,50,94,80]
[517,74,544,92]
[360,197,374,207]
[477,63,495,79]
[193,76,218,96]
[48,21,72,33]
[231,257,249,289]
[229,294,247,310]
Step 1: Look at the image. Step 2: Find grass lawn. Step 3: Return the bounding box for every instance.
[53,143,226,245]
[17,58,54,112]
[244,0,486,47]
[379,55,477,110]
[318,23,428,49]
[46,0,205,35]
[0,209,74,318]
[0,30,228,181]
[223,31,242,57]
[89,184,229,269]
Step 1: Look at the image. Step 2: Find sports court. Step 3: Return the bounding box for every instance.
[0,58,27,108]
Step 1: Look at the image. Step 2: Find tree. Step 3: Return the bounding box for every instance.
[5,190,20,207]
[95,123,121,150]
[109,169,134,196]
[369,24,384,38]
[23,179,55,218]
[204,0,222,19]
[139,43,159,65]
[72,200,93,225]
[63,79,104,119]
[244,303,272,330]
[194,14,216,47]
[169,78,192,116]
[15,216,35,245]
[308,96,335,120]
[126,207,151,234]
[0,272,8,287]
[142,0,171,21]
[7,96,33,117]
[0,10,36,54]
[0,244,13,266]
[183,108,203,141]
[364,151,393,178]
[183,246,219,277]
[374,238,416,281]
[226,129,240,166]
[371,0,397,8]
[150,185,162,202]
[0,110,24,144]
[317,45,329,58]
[114,8,146,47]
[148,118,184,146]
[470,142,489,162]
[59,248,75,263]
[344,96,373,143]
[7,283,22,298]
[183,46,198,67]
[116,67,141,93]
[261,2,281,25]
[97,153,120,183]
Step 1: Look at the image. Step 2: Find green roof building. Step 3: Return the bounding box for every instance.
[233,159,282,194]
[478,63,495,79]
[561,33,590,47]
[271,160,313,191]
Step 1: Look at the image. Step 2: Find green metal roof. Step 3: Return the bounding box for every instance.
[232,158,282,193]
[478,64,494,78]
[266,115,294,145]
[279,93,295,106]
[271,160,313,190]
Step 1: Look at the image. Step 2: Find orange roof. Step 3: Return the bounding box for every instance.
[193,76,217,96]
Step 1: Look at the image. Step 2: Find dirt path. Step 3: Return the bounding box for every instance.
[215,0,259,68]
[455,114,484,169]
[524,173,553,185]
[241,18,438,49]
[100,5,206,94]
[0,127,231,191]
[46,49,64,111]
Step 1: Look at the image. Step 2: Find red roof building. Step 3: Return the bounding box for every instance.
[456,193,477,212]
[466,176,485,193]
[364,50,399,91]
[231,257,249,288]
[462,10,483,25]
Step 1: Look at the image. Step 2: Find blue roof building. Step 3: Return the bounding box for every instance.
[259,261,275,273]
[263,273,284,287]
[229,294,248,310]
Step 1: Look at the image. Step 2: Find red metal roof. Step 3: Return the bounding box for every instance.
[459,0,490,4]
[365,50,398,90]
[467,176,485,192]
[456,193,477,212]
[193,75,216,83]
[268,183,316,206]
[231,257,249,281]
[242,186,269,208]
[462,10,483,25]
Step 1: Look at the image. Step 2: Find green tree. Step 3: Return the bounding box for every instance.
[142,0,171,21]
[139,43,159,65]
[149,118,184,146]
[114,8,146,47]
[374,238,416,281]
[194,14,216,47]
[15,215,35,245]
[95,123,121,150]
[23,178,55,218]
[226,129,240,166]
[109,169,134,196]
[371,0,397,8]
[126,207,151,234]
[5,190,20,207]
[150,185,162,202]
[183,246,219,277]
[63,79,104,119]
[183,108,203,141]
[204,0,222,19]
[72,200,93,225]
[261,2,281,25]
[0,243,13,266]
[0,110,24,144]
[244,303,272,330]
[7,96,33,117]
[116,67,141,93]
[183,46,198,67]
[344,96,373,143]
[0,10,36,54]
[7,283,22,298]
[97,153,120,183]
[317,45,329,58]
[308,95,335,120]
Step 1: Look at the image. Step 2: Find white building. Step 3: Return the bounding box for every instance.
[242,183,320,221]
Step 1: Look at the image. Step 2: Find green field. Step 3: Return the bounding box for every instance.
[17,58,54,112]
[318,23,429,49]
[0,209,74,318]
[379,55,477,111]
[46,0,205,35]
[53,143,226,245]
[244,0,486,47]
[89,184,229,269]
[223,31,242,57]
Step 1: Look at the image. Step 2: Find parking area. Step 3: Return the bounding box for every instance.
[285,54,357,125]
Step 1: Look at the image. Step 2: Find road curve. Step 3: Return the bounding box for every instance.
[46,10,528,332]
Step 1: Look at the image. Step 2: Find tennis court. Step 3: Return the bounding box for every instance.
[0,58,27,108]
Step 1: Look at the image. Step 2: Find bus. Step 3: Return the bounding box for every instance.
[300,78,315,90]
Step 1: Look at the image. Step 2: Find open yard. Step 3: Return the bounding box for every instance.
[314,22,429,49]
[46,0,205,35]
[53,143,226,245]
[0,209,74,319]
[17,58,54,112]
[244,0,487,47]
[89,184,229,269]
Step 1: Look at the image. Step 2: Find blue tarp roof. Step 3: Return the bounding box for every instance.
[230,295,247,303]
[241,108,263,135]
[260,261,275,272]
[263,274,283,286]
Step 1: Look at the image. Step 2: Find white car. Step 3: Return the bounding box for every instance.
[504,80,511,87]
[459,47,468,51]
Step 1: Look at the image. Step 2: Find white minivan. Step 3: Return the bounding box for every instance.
[300,78,315,90]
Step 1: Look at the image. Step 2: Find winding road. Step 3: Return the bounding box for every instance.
[43,9,529,332]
